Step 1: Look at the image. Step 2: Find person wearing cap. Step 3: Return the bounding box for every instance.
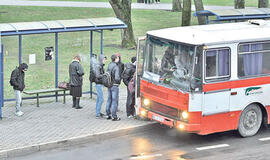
[93,55,107,119]
[122,56,137,118]
[9,63,28,117]
[69,55,85,109]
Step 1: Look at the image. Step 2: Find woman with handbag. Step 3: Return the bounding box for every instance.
[69,55,84,109]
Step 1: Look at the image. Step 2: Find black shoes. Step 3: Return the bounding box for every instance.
[74,98,83,109]
[112,117,121,121]
[106,116,112,120]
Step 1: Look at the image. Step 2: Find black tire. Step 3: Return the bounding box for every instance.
[238,104,262,137]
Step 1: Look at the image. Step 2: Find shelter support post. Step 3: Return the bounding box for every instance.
[100,30,103,55]
[19,35,22,64]
[55,33,59,102]
[0,44,4,119]
[90,31,93,98]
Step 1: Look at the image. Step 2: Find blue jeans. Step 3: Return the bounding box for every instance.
[106,85,119,118]
[95,84,104,117]
[15,90,22,112]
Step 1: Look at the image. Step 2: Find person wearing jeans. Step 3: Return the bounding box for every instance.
[15,90,22,113]
[93,55,107,118]
[106,85,119,120]
[106,54,121,121]
[10,63,28,117]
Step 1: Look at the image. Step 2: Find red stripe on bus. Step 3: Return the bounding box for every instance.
[203,76,270,92]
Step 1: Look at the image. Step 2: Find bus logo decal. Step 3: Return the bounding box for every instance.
[245,87,263,96]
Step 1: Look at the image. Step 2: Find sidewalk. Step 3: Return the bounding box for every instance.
[0,87,153,159]
[0,0,253,11]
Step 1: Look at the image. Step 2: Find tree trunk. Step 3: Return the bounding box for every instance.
[234,0,245,9]
[109,0,136,49]
[182,0,191,26]
[137,0,144,3]
[194,0,206,25]
[172,0,182,12]
[258,0,269,8]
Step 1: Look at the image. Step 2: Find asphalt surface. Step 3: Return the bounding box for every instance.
[10,124,270,160]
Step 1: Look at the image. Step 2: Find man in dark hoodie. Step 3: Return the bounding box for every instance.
[10,63,28,117]
[106,54,121,121]
[122,56,136,118]
[69,55,84,109]
[94,55,107,119]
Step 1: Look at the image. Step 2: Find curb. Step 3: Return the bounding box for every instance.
[0,122,157,159]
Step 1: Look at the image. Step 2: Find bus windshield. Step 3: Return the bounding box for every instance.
[143,36,202,92]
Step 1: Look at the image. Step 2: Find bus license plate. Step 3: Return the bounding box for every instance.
[152,115,164,122]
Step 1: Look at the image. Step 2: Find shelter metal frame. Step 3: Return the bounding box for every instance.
[194,8,270,24]
[0,17,127,119]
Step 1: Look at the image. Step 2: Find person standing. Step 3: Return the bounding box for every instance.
[10,63,28,116]
[106,54,121,121]
[122,57,136,118]
[144,0,151,4]
[116,53,124,112]
[69,55,84,109]
[94,55,107,118]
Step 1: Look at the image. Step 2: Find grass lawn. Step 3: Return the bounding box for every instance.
[28,0,259,7]
[1,6,192,99]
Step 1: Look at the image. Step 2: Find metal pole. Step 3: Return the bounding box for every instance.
[19,35,22,64]
[0,44,4,119]
[100,30,103,55]
[90,31,93,98]
[55,33,58,102]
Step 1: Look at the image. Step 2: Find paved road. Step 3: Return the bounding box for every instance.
[0,0,254,11]
[11,124,270,160]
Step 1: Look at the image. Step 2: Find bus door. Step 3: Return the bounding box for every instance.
[203,48,231,116]
[135,37,146,115]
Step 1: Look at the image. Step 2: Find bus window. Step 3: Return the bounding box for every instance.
[239,42,270,77]
[205,48,230,80]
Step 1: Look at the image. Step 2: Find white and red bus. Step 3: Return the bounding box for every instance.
[137,20,270,137]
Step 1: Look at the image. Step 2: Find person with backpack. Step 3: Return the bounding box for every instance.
[93,55,107,119]
[10,63,28,117]
[122,56,136,118]
[105,54,121,121]
[69,55,84,109]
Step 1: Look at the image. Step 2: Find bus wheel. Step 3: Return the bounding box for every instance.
[238,104,262,137]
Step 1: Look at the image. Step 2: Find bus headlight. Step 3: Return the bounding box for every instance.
[178,124,185,129]
[182,111,188,119]
[143,99,150,106]
[140,110,146,116]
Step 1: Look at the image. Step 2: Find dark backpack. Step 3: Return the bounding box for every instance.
[89,67,96,83]
[122,69,130,86]
[102,72,113,88]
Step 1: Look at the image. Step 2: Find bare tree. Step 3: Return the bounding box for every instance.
[172,0,182,12]
[194,0,206,25]
[258,0,269,7]
[109,0,136,48]
[234,0,245,9]
[182,0,191,26]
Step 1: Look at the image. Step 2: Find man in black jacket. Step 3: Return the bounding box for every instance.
[94,55,107,118]
[69,55,84,109]
[10,63,28,117]
[122,57,136,118]
[106,54,121,121]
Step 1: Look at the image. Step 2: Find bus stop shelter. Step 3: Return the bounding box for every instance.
[0,17,127,119]
[194,8,270,24]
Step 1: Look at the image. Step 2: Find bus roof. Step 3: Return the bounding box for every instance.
[147,20,270,46]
